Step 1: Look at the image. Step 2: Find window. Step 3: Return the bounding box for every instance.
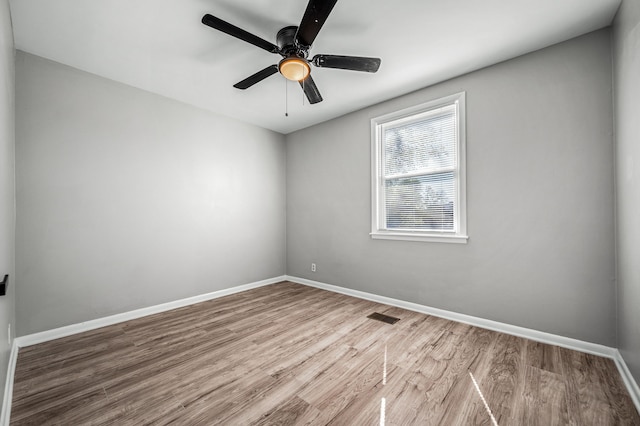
[371,92,467,243]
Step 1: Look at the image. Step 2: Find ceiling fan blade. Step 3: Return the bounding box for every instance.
[233,65,279,89]
[299,75,323,104]
[312,55,381,73]
[202,14,280,54]
[295,0,338,47]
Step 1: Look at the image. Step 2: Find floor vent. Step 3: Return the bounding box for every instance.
[367,312,400,325]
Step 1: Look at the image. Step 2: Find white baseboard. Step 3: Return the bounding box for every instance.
[15,276,286,348]
[1,340,18,426]
[286,275,617,358]
[613,349,640,414]
[286,274,640,414]
[1,275,286,425]
[3,274,638,421]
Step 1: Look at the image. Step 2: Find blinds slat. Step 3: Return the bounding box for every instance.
[384,106,457,177]
[384,172,455,231]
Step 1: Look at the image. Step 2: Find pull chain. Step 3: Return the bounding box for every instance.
[285,78,288,117]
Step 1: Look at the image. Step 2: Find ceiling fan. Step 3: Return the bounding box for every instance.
[201,0,381,104]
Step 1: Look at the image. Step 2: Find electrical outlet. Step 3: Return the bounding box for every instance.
[311,263,317,272]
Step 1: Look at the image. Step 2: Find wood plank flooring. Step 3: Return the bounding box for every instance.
[10,281,640,425]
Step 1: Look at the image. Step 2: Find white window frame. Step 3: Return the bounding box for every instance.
[370,92,468,243]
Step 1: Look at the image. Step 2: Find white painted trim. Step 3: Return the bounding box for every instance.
[0,276,286,423]
[287,275,640,414]
[613,349,640,414]
[3,274,638,422]
[286,275,618,359]
[370,232,468,244]
[370,92,468,244]
[1,340,19,426]
[1,275,286,424]
[0,275,286,426]
[15,276,285,348]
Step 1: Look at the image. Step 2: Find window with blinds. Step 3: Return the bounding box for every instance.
[371,92,467,243]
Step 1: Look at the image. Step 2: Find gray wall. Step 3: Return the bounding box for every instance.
[286,29,616,346]
[15,52,286,336]
[0,0,15,408]
[614,0,640,383]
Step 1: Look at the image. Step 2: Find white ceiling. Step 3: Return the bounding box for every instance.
[9,0,620,134]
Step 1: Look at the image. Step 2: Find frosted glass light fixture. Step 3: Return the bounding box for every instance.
[279,57,310,81]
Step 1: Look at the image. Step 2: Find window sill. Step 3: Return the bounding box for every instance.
[370,231,468,244]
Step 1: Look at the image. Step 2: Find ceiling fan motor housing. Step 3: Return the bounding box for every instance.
[276,26,308,58]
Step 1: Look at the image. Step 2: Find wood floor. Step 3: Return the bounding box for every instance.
[10,281,640,425]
